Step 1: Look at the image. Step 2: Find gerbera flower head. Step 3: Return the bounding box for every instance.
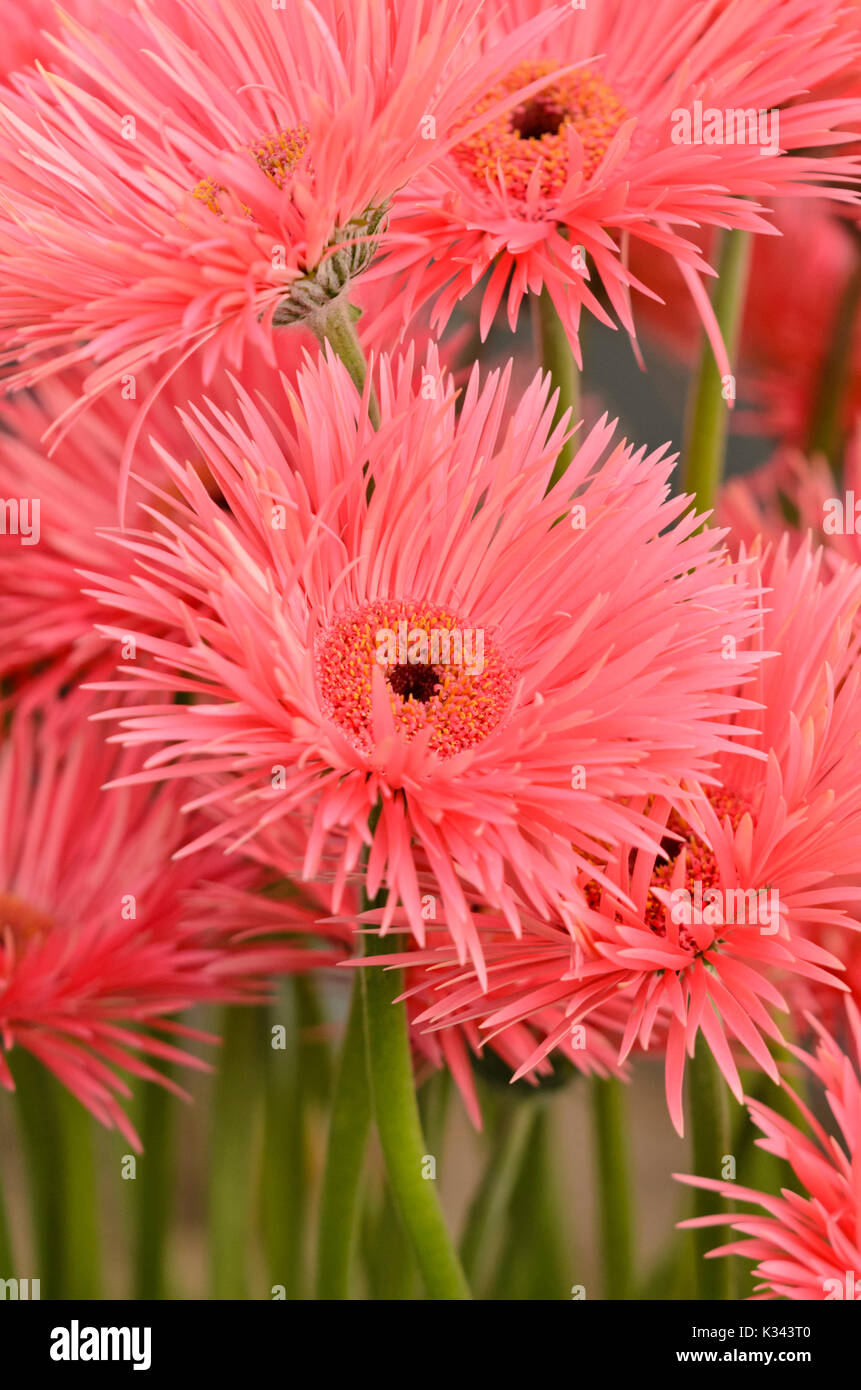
[372,0,861,373]
[86,344,761,982]
[0,698,338,1147]
[403,539,861,1129]
[676,1001,861,1299]
[0,0,561,450]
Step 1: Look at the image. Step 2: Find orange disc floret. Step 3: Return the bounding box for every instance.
[315,598,516,759]
[452,61,627,200]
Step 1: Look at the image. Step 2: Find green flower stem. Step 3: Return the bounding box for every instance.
[133,1069,175,1300]
[208,1007,262,1299]
[459,1102,534,1288]
[262,980,333,1301]
[55,1086,102,1299]
[532,286,579,490]
[681,228,752,516]
[806,251,861,465]
[687,1046,733,1301]
[0,1163,16,1278]
[309,297,381,428]
[294,975,333,1103]
[363,1185,419,1301]
[590,1075,635,1300]
[361,921,471,1300]
[418,1069,452,1157]
[314,975,372,1300]
[488,1105,568,1300]
[12,1051,65,1297]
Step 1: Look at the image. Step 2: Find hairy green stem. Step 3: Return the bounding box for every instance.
[681,229,752,515]
[309,297,380,428]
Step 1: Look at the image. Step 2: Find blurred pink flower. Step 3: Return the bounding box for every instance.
[721,426,861,565]
[633,201,861,447]
[0,338,307,709]
[0,698,337,1147]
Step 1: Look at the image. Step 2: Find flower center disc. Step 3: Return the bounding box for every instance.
[316,599,516,758]
[649,790,751,949]
[452,60,628,199]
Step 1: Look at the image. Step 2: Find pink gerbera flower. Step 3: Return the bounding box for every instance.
[403,540,861,1130]
[0,0,558,456]
[0,697,336,1147]
[86,347,759,980]
[373,0,861,372]
[676,1002,861,1299]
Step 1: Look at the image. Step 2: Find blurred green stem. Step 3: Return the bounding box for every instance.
[13,1052,65,1297]
[363,1184,419,1300]
[12,1053,102,1298]
[263,980,332,1300]
[418,1069,452,1157]
[807,252,861,466]
[459,1103,534,1288]
[133,1071,175,1299]
[55,1087,102,1299]
[315,974,372,1299]
[688,1046,733,1301]
[532,286,579,490]
[0,1164,15,1276]
[591,1075,634,1300]
[488,1105,568,1299]
[681,228,752,515]
[208,1007,261,1299]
